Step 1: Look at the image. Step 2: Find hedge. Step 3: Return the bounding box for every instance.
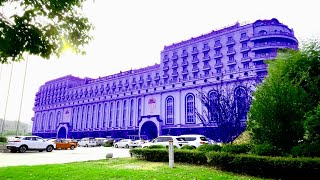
[206,151,320,179]
[130,148,207,164]
[0,136,7,142]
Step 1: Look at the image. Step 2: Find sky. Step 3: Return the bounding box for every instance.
[0,0,319,125]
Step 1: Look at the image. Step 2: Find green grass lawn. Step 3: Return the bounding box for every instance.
[0,158,264,180]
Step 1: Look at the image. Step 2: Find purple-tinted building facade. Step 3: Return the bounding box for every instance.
[32,18,298,141]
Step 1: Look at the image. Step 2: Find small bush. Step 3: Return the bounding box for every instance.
[251,143,282,156]
[221,143,251,154]
[291,143,320,157]
[181,145,195,150]
[147,145,166,149]
[165,145,178,149]
[0,136,7,142]
[197,144,222,152]
[104,141,113,147]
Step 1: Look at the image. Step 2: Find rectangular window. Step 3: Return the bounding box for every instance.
[229,56,234,61]
[241,32,246,38]
[228,36,233,41]
[217,68,222,73]
[243,53,248,58]
[229,65,235,72]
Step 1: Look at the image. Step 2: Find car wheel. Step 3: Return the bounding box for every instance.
[70,146,75,150]
[85,144,88,147]
[125,144,129,148]
[115,144,118,148]
[46,145,53,152]
[18,145,27,153]
[39,150,43,152]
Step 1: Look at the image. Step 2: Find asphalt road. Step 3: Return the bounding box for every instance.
[0,146,131,167]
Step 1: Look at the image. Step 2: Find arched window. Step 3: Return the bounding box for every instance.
[130,99,134,127]
[42,113,46,130]
[103,103,108,128]
[86,105,90,129]
[137,98,142,126]
[34,115,39,131]
[185,93,195,124]
[72,108,76,129]
[234,86,249,121]
[92,105,96,128]
[122,100,127,128]
[48,112,53,130]
[97,104,101,128]
[208,90,220,122]
[56,111,61,128]
[77,106,81,129]
[165,96,174,124]
[116,101,120,127]
[109,102,113,127]
[82,106,87,129]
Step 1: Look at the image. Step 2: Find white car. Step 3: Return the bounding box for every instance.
[78,138,97,147]
[130,139,147,148]
[6,136,56,153]
[114,139,133,148]
[178,134,208,148]
[141,136,188,149]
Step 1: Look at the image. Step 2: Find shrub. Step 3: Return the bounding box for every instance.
[291,143,320,157]
[0,136,7,143]
[206,151,320,179]
[197,144,222,152]
[165,145,178,149]
[251,143,283,156]
[130,148,207,164]
[103,141,113,147]
[147,145,166,149]
[221,143,251,154]
[181,145,195,150]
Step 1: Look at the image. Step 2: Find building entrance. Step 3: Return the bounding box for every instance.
[57,127,67,139]
[140,121,158,140]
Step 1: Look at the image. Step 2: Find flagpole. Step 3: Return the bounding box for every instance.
[16,56,29,136]
[1,63,14,136]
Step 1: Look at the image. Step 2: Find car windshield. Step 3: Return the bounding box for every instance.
[176,138,185,141]
[200,137,207,141]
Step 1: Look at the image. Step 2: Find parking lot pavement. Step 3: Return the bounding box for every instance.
[0,147,131,167]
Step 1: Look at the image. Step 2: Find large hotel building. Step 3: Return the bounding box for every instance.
[32,18,298,142]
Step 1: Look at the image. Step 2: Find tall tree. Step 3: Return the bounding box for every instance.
[0,0,93,64]
[195,82,254,143]
[247,41,320,150]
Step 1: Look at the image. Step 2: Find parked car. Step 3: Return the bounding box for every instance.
[78,138,96,147]
[6,136,56,153]
[130,139,147,148]
[95,138,107,146]
[178,134,208,148]
[114,139,133,148]
[141,136,188,149]
[54,139,77,150]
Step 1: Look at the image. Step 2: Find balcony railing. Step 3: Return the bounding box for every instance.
[191,58,199,64]
[191,49,199,55]
[214,43,222,49]
[240,36,250,42]
[240,46,250,52]
[172,72,179,77]
[226,50,236,56]
[172,63,179,69]
[251,31,297,42]
[253,53,277,61]
[182,70,189,75]
[252,42,298,51]
[202,55,211,62]
[214,53,223,59]
[181,52,188,58]
[192,67,199,72]
[181,61,188,66]
[202,46,210,53]
[203,65,211,71]
[226,39,235,46]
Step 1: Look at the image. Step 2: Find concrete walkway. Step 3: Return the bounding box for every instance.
[0,146,131,167]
